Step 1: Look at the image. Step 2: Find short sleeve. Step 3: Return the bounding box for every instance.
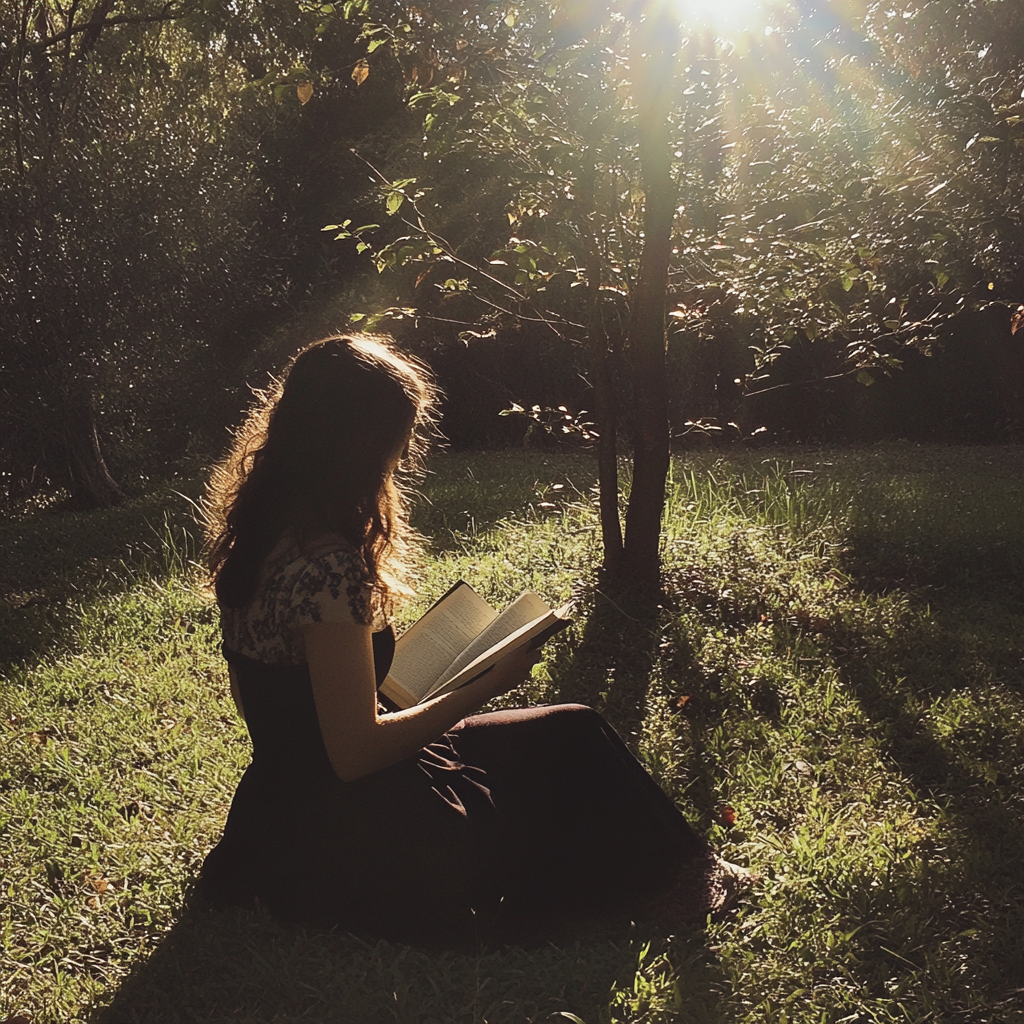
[284,550,374,629]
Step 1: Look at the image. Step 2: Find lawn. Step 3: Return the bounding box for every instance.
[2,444,1023,1023]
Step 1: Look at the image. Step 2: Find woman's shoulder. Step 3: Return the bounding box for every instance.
[269,536,373,627]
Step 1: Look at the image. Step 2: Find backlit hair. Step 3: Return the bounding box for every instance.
[205,335,437,617]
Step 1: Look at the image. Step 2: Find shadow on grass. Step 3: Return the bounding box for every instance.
[0,484,203,669]
[832,449,1024,973]
[829,583,1024,987]
[411,451,599,554]
[92,896,729,1024]
[547,585,664,748]
[546,581,725,835]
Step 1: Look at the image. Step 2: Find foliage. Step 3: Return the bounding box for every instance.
[288,0,1018,588]
[0,1,419,509]
[3,0,1021,517]
[4,445,1024,1022]
[313,0,1023,427]
[0,3,251,505]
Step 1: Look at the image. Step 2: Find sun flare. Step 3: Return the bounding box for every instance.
[674,0,774,36]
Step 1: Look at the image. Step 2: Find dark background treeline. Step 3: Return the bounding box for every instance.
[2,0,1022,509]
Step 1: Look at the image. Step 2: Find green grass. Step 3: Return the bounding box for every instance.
[3,444,1024,1023]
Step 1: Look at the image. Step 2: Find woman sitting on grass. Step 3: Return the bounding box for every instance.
[199,334,751,945]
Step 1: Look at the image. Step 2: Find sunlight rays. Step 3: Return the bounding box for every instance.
[673,0,773,37]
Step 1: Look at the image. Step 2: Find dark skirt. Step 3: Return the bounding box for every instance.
[200,640,714,945]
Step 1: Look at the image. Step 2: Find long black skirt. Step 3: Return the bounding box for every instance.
[200,645,716,946]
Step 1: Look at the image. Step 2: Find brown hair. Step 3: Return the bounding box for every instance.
[205,335,437,616]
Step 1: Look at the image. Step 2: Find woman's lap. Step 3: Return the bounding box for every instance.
[203,703,710,942]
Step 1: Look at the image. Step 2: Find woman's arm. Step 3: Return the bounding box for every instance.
[303,619,540,782]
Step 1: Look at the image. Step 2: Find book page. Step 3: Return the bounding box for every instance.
[384,583,497,704]
[435,591,551,688]
[426,602,572,700]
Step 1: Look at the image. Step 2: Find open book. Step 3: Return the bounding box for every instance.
[380,581,572,709]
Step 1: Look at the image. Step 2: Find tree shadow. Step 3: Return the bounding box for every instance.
[546,584,665,748]
[91,895,730,1024]
[824,582,1024,988]
[546,576,732,836]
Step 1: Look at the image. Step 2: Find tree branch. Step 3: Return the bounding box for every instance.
[26,2,188,54]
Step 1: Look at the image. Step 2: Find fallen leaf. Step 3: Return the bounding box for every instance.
[296,81,313,105]
[352,59,369,85]
[676,695,692,709]
[718,804,737,827]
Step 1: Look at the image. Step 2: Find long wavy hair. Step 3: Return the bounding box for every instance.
[206,335,437,617]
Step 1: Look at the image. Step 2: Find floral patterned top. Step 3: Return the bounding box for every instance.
[221,538,374,666]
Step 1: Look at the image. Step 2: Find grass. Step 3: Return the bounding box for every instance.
[2,443,1024,1023]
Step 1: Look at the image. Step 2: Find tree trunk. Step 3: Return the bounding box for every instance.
[592,313,624,574]
[577,141,624,574]
[63,389,125,508]
[621,13,678,593]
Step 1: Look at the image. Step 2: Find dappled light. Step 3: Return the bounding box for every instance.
[3,0,1023,1018]
[6,447,1024,1021]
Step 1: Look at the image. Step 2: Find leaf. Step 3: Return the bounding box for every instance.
[352,59,369,85]
[856,369,875,386]
[718,805,737,827]
[676,694,692,709]
[386,192,404,215]
[296,81,314,105]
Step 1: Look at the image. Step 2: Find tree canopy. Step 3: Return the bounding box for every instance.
[307,0,1023,584]
[2,0,1020,566]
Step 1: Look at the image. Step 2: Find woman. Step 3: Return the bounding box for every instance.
[200,335,749,945]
